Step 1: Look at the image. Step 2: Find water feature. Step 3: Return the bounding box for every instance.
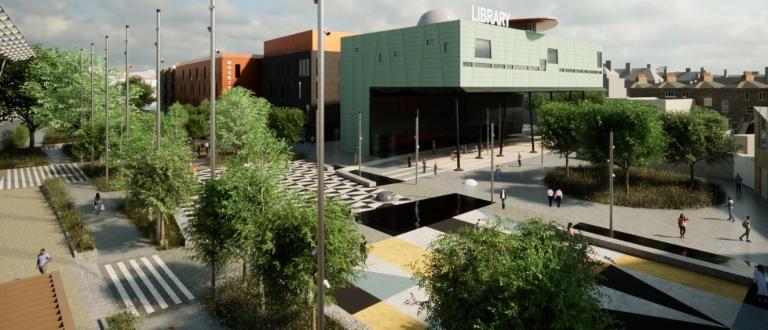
[349,169,404,186]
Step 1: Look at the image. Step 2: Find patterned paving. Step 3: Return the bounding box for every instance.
[0,163,88,190]
[101,254,195,316]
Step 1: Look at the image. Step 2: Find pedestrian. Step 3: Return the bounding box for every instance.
[500,189,507,209]
[204,142,209,155]
[727,196,735,221]
[547,188,554,207]
[754,265,768,304]
[433,162,438,176]
[36,248,51,274]
[407,154,412,168]
[422,158,427,174]
[517,152,522,167]
[475,219,482,231]
[94,192,102,215]
[739,216,752,242]
[554,188,563,207]
[678,213,689,239]
[567,222,575,237]
[432,140,436,155]
[735,173,743,193]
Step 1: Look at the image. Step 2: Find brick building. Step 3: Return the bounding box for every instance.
[756,107,768,199]
[173,53,261,106]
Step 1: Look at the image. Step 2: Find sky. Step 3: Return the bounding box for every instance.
[3,0,768,74]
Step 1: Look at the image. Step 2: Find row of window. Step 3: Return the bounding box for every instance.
[298,58,310,77]
[559,68,603,75]
[180,64,242,81]
[461,61,601,75]
[665,91,768,101]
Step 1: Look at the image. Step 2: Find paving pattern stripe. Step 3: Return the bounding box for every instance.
[117,261,156,314]
[141,257,183,305]
[369,238,430,275]
[129,259,169,309]
[104,264,138,315]
[152,255,195,300]
[0,163,85,190]
[615,254,748,302]
[352,301,425,330]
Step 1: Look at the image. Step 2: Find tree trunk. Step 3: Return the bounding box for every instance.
[624,162,630,195]
[241,259,247,284]
[27,125,37,149]
[211,264,217,301]
[565,154,570,177]
[689,163,696,188]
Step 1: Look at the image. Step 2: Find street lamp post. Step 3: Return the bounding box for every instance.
[415,109,419,185]
[490,122,494,203]
[497,104,504,157]
[528,92,537,153]
[609,130,614,238]
[209,1,217,177]
[454,97,462,171]
[155,8,161,152]
[124,24,130,138]
[104,35,110,189]
[357,112,362,174]
[90,42,95,166]
[314,1,326,328]
[79,48,84,162]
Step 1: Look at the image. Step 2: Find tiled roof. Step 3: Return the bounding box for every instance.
[735,80,768,89]
[0,272,76,330]
[687,80,725,89]
[656,81,687,88]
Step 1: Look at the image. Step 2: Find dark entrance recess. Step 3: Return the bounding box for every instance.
[349,170,403,186]
[368,88,525,158]
[356,193,491,236]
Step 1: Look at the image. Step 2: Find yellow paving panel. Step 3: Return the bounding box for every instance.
[353,301,425,330]
[369,238,430,275]
[615,254,748,302]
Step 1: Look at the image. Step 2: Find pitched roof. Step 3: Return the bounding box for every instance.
[656,81,687,88]
[686,80,725,89]
[0,272,76,330]
[735,80,768,89]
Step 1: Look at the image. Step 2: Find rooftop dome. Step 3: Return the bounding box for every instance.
[417,8,458,26]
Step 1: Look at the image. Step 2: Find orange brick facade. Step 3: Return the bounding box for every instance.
[173,54,261,106]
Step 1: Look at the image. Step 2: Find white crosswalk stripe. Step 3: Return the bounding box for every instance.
[102,255,194,315]
[0,163,87,190]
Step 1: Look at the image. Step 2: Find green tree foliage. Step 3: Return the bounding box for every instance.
[2,124,29,150]
[414,220,612,330]
[579,99,666,193]
[182,100,209,139]
[537,101,585,176]
[0,45,52,148]
[216,87,271,155]
[663,107,734,185]
[268,107,306,143]
[128,76,155,109]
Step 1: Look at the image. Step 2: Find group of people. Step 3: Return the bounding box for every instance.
[676,196,752,242]
[546,188,564,207]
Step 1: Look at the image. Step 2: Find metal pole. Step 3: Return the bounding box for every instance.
[529,92,536,153]
[609,130,614,238]
[490,122,494,203]
[454,97,462,171]
[79,49,84,162]
[358,112,362,174]
[415,109,419,185]
[90,42,95,166]
[209,1,216,177]
[486,108,489,156]
[476,108,483,160]
[155,9,161,152]
[497,104,503,156]
[125,25,130,137]
[104,35,110,188]
[316,1,326,328]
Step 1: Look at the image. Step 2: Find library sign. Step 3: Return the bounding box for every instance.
[471,5,512,27]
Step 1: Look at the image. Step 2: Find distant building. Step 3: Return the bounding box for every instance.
[160,66,175,111]
[756,107,768,198]
[172,53,261,106]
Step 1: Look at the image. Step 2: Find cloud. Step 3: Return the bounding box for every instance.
[2,0,767,73]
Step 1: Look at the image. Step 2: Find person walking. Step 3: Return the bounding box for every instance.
[678,213,689,239]
[567,222,575,238]
[735,173,743,193]
[554,188,563,207]
[432,140,436,155]
[500,189,507,210]
[36,248,51,274]
[739,216,752,242]
[727,196,735,221]
[94,192,103,215]
[433,162,438,176]
[517,152,522,167]
[422,158,427,174]
[754,265,768,304]
[407,154,412,168]
[495,164,501,177]
[547,188,554,207]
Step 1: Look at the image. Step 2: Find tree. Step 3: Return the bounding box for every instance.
[268,107,306,143]
[0,46,49,148]
[128,76,155,109]
[216,87,271,154]
[579,100,666,194]
[663,107,734,185]
[182,100,209,139]
[414,220,612,330]
[537,101,585,176]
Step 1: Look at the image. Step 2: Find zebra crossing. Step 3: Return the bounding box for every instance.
[0,163,88,190]
[102,254,195,315]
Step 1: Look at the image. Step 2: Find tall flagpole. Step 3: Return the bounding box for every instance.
[125,24,130,137]
[90,42,95,166]
[155,9,161,151]
[316,0,326,328]
[104,35,110,188]
[209,0,217,177]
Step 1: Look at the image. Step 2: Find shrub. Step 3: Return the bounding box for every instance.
[41,178,95,252]
[0,147,49,169]
[42,128,71,144]
[79,163,124,192]
[544,166,725,209]
[105,310,141,330]
[2,124,29,150]
[121,198,185,248]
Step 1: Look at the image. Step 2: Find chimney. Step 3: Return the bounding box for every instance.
[685,67,691,73]
[663,66,668,77]
[765,67,768,84]
[625,62,631,75]
[637,72,647,84]
[666,72,677,82]
[605,60,612,71]
[743,71,754,81]
[702,71,713,82]
[723,69,727,78]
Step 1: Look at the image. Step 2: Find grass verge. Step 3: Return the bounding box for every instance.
[40,178,95,252]
[105,310,141,330]
[543,166,725,209]
[0,147,49,169]
[121,198,185,248]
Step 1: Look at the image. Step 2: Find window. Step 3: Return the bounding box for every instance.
[443,42,448,53]
[235,64,241,78]
[492,64,504,69]
[760,92,768,101]
[703,97,712,106]
[744,92,750,101]
[462,62,473,67]
[665,91,675,98]
[721,100,730,113]
[195,68,198,80]
[540,59,547,71]
[760,116,767,148]
[474,39,491,59]
[298,59,310,77]
[378,53,382,63]
[474,62,492,68]
[547,48,558,64]
[203,67,206,79]
[597,51,602,68]
[393,51,400,57]
[682,92,689,98]
[354,47,359,52]
[426,39,435,45]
